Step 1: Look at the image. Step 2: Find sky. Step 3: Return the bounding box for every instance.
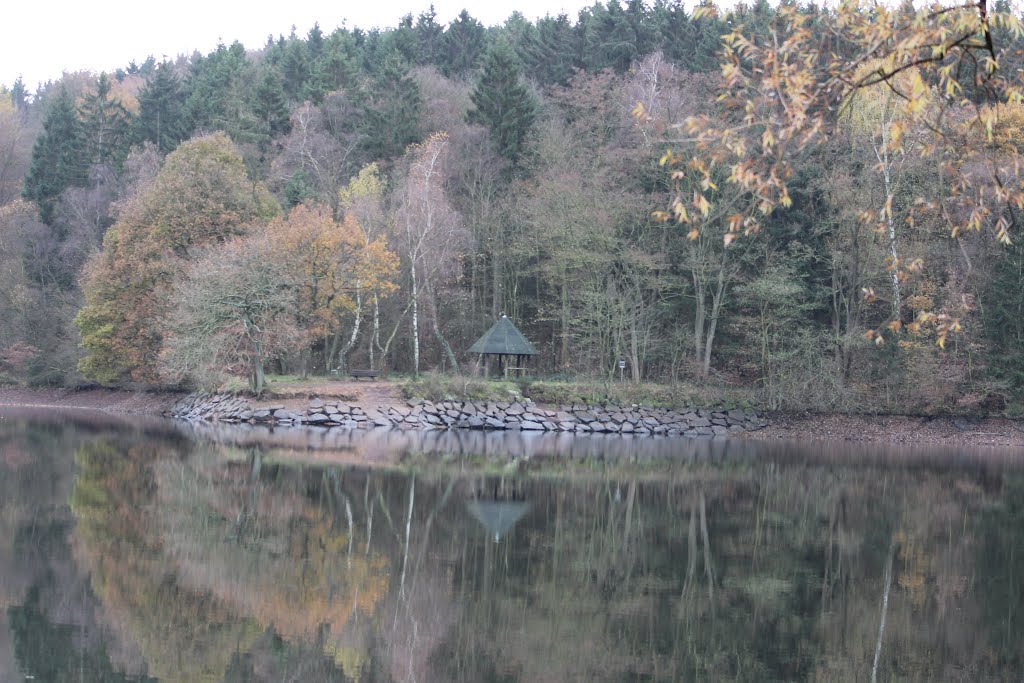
[3,0,598,90]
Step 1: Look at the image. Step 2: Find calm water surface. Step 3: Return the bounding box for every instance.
[2,408,1023,682]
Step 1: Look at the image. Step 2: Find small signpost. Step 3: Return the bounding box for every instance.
[618,358,626,382]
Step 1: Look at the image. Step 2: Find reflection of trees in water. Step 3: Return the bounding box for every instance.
[427,466,1013,682]
[1,420,161,682]
[978,476,1024,671]
[72,439,265,683]
[155,449,390,676]
[53,424,1024,683]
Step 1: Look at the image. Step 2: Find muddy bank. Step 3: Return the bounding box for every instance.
[0,386,183,415]
[746,413,1024,448]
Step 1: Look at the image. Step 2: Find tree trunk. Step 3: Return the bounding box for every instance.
[492,245,503,318]
[560,277,570,369]
[371,293,382,370]
[432,311,459,373]
[425,280,459,373]
[411,263,420,377]
[693,271,705,374]
[250,338,265,396]
[871,540,896,683]
[874,131,902,317]
[399,475,415,597]
[381,297,416,376]
[699,490,715,604]
[337,283,363,373]
[702,257,728,378]
[872,102,902,318]
[629,308,641,383]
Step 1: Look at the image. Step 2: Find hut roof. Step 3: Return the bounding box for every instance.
[467,500,531,542]
[468,315,538,356]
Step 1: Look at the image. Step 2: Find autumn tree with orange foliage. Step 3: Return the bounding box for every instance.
[265,202,398,376]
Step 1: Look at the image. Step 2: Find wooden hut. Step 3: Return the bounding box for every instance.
[468,315,538,378]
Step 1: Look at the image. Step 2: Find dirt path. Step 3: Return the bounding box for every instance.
[260,380,407,412]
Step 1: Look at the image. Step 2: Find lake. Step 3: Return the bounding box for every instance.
[1,408,1022,682]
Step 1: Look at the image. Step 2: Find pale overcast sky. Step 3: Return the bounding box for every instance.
[4,0,598,89]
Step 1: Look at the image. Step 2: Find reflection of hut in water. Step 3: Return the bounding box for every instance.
[468,314,538,378]
[467,477,529,543]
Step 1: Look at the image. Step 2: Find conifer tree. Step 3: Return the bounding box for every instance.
[414,6,445,66]
[442,10,486,77]
[186,41,258,143]
[467,38,536,168]
[522,14,578,87]
[80,73,132,168]
[136,62,190,154]
[22,87,88,224]
[253,67,291,137]
[280,34,309,102]
[360,53,423,161]
[10,77,28,113]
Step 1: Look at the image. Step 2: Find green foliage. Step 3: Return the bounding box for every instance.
[441,10,487,77]
[22,87,88,224]
[185,41,262,145]
[136,61,191,154]
[6,0,1024,410]
[9,585,154,682]
[252,67,291,138]
[360,53,423,161]
[467,37,536,168]
[517,378,758,410]
[981,241,1024,397]
[79,73,133,169]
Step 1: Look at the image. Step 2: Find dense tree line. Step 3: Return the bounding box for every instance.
[1,1,1024,412]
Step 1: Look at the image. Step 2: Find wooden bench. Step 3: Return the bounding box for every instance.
[350,369,379,380]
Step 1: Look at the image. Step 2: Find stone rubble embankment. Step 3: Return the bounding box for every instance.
[168,393,768,437]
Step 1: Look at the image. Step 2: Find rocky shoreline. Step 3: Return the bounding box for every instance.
[168,393,768,437]
[5,386,1024,448]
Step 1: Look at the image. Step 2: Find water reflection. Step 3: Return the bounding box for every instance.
[2,410,1024,681]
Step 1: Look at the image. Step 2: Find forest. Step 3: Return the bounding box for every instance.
[2,0,1024,412]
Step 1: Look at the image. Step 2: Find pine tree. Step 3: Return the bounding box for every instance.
[80,73,133,168]
[186,41,259,143]
[136,62,190,154]
[442,10,486,77]
[253,67,291,137]
[280,33,309,102]
[467,38,537,168]
[22,87,89,224]
[522,14,578,87]
[691,0,725,72]
[414,6,445,66]
[360,53,423,161]
[10,77,29,113]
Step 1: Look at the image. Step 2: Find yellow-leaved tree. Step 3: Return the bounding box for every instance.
[647,1,1024,348]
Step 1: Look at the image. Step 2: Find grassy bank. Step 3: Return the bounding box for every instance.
[399,372,761,410]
